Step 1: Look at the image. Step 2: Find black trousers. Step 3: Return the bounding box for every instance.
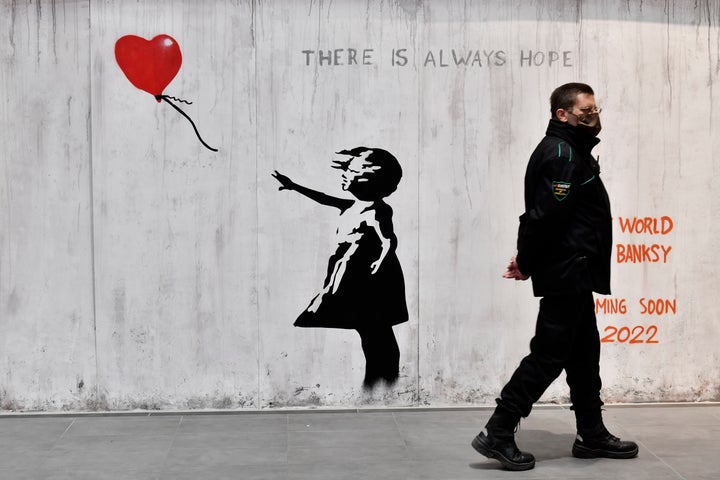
[497,292,604,421]
[357,325,400,389]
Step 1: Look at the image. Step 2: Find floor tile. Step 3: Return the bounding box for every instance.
[172,429,288,448]
[288,428,405,448]
[602,405,719,427]
[287,445,410,465]
[287,412,396,431]
[64,416,182,437]
[44,434,174,472]
[392,410,487,428]
[158,465,288,480]
[0,417,75,434]
[285,461,415,480]
[163,443,288,470]
[176,413,288,434]
[20,469,161,480]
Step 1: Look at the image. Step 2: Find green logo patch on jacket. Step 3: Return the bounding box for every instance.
[552,181,571,201]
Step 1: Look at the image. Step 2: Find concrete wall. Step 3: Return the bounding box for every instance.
[1,0,719,411]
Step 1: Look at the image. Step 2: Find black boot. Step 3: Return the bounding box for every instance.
[471,408,535,471]
[572,424,639,459]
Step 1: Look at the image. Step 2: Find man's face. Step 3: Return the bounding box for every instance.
[559,93,598,126]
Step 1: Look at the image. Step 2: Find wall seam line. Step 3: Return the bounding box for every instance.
[87,0,101,411]
[416,3,422,407]
[253,0,261,411]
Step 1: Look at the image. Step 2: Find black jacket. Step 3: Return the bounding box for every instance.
[515,119,612,297]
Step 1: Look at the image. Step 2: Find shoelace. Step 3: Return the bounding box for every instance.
[514,418,522,434]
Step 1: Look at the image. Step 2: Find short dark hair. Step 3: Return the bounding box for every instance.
[333,147,402,200]
[550,83,594,119]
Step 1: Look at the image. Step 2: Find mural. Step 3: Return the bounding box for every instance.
[273,148,408,389]
[1,0,719,411]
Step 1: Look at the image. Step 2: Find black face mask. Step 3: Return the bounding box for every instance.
[575,112,602,137]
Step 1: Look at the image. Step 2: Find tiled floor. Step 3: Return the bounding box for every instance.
[0,404,718,479]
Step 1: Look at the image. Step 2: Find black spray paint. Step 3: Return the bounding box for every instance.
[273,147,408,390]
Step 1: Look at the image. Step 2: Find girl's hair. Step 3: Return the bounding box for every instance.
[333,147,402,200]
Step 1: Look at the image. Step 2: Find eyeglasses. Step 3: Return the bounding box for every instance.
[572,106,602,115]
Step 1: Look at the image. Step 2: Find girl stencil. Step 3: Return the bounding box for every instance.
[272,147,408,390]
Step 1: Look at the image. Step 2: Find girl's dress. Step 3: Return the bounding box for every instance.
[294,200,408,329]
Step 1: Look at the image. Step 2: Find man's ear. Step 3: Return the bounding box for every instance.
[556,108,570,123]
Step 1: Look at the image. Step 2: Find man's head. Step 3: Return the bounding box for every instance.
[550,82,601,136]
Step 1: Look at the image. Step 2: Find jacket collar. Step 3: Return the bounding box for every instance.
[545,119,600,155]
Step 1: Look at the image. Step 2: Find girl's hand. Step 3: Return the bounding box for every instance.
[272,170,295,191]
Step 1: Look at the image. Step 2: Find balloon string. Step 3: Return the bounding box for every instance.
[163,95,193,105]
[156,95,218,152]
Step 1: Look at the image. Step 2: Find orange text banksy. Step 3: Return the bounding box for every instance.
[615,216,673,264]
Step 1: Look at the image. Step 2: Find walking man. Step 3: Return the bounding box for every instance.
[472,83,638,471]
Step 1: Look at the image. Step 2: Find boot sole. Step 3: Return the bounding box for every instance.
[572,443,639,459]
[472,436,535,471]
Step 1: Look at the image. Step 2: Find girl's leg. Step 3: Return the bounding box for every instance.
[357,325,400,389]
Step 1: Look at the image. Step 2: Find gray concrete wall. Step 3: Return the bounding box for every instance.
[1,0,718,411]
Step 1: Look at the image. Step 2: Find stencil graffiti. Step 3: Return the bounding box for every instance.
[273,147,408,389]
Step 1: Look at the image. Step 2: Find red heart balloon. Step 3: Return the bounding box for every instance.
[115,34,182,100]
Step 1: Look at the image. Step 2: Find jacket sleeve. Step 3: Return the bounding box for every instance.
[515,143,581,276]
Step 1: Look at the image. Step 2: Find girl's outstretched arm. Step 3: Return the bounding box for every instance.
[272,171,353,211]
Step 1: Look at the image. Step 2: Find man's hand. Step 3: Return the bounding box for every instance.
[502,256,529,281]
